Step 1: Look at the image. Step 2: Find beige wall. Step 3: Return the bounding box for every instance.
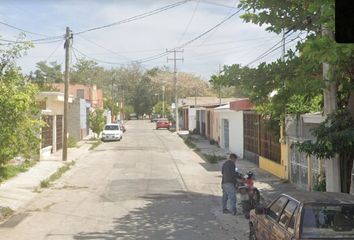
[210,111,220,144]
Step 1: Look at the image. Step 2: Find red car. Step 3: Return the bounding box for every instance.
[156,118,171,130]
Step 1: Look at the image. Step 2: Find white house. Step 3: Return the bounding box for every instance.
[215,104,244,158]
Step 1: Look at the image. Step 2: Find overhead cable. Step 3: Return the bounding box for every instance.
[245,32,303,67]
[0,21,49,37]
[74,0,191,35]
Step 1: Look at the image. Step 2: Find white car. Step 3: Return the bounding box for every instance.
[101,124,123,141]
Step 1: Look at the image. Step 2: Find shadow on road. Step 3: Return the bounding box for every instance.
[73,191,231,240]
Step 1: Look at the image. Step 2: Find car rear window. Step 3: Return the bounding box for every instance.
[105,125,119,130]
[301,204,354,238]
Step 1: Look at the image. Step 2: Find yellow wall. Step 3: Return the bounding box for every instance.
[280,143,289,180]
[259,156,287,179]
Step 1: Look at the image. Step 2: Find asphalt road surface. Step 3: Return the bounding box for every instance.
[0,120,247,240]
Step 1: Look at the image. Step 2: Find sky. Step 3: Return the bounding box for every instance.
[0,0,298,80]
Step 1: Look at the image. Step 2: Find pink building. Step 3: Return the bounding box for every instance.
[52,83,103,109]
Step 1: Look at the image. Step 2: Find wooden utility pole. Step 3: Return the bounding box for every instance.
[167,49,183,132]
[63,27,72,161]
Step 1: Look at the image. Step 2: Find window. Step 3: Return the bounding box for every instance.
[105,125,119,130]
[269,196,288,221]
[77,89,85,99]
[301,205,354,238]
[279,200,298,232]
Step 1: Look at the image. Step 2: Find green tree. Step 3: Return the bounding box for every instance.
[153,101,171,118]
[0,40,42,165]
[89,109,105,139]
[30,61,63,90]
[234,0,354,192]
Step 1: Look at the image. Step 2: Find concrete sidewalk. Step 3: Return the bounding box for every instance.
[0,141,92,219]
[179,132,301,204]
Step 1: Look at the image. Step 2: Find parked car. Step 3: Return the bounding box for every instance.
[101,124,123,141]
[249,192,354,240]
[156,118,171,130]
[129,113,138,120]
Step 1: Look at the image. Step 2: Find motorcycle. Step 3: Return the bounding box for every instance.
[235,170,260,219]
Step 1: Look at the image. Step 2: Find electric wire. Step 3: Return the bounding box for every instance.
[74,0,191,35]
[176,0,200,45]
[195,0,238,9]
[71,7,242,65]
[176,8,242,49]
[245,32,303,67]
[196,0,237,47]
[76,35,132,61]
[73,46,126,65]
[0,21,49,37]
[44,40,65,62]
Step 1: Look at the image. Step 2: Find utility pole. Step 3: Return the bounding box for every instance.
[111,76,114,123]
[218,64,222,105]
[162,80,165,118]
[323,25,340,192]
[63,27,72,162]
[167,49,183,132]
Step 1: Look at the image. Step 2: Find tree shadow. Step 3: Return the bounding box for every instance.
[73,191,232,240]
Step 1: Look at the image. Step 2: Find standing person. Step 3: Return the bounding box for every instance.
[221,153,239,215]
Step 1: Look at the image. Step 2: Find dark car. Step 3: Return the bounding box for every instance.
[156,118,171,130]
[249,192,354,240]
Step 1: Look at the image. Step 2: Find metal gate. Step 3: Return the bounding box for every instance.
[56,115,63,150]
[222,119,229,150]
[41,115,53,149]
[289,139,321,191]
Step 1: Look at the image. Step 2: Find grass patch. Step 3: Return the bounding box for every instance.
[183,136,197,149]
[204,154,225,164]
[89,140,102,150]
[40,161,75,188]
[68,136,78,148]
[0,160,37,183]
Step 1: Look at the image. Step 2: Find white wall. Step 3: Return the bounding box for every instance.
[219,110,244,158]
[188,108,196,131]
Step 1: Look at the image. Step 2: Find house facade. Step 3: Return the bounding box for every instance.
[52,83,103,109]
[37,92,74,158]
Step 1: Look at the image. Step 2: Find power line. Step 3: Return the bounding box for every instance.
[0,21,49,37]
[177,0,200,45]
[74,0,191,35]
[76,35,131,61]
[44,40,65,62]
[0,35,64,45]
[72,7,242,66]
[196,0,237,47]
[73,47,125,65]
[245,32,302,67]
[176,8,241,49]
[195,0,238,9]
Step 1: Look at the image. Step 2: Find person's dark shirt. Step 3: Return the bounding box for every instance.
[221,159,237,185]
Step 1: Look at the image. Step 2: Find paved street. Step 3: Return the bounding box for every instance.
[0,120,249,240]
